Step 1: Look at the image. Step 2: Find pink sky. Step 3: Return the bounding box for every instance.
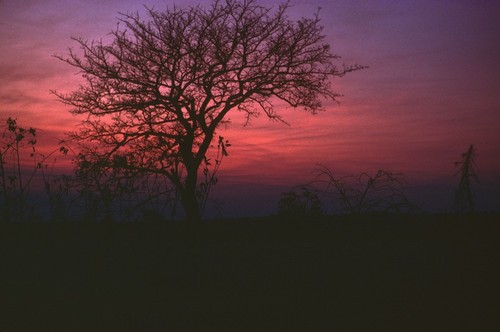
[1,0,499,216]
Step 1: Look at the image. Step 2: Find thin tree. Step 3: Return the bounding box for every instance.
[454,144,479,213]
[53,0,363,221]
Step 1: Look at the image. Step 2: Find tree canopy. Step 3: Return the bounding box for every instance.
[54,0,363,221]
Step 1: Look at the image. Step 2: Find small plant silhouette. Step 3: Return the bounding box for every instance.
[0,117,66,221]
[198,136,231,218]
[454,144,479,213]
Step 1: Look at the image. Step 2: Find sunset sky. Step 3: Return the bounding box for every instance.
[1,0,499,217]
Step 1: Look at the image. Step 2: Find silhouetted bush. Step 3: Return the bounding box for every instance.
[278,187,323,218]
[312,166,419,215]
[70,150,177,222]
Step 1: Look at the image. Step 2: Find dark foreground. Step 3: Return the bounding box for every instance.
[1,214,499,331]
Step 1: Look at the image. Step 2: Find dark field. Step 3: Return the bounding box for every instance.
[1,214,499,331]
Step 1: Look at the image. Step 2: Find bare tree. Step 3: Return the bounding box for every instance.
[53,0,363,221]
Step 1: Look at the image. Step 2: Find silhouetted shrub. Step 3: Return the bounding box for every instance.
[71,150,176,222]
[278,187,323,217]
[312,166,419,215]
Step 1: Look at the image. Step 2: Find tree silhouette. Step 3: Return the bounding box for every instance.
[53,0,363,221]
[454,144,479,213]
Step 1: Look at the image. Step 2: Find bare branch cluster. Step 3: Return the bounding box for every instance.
[312,165,418,214]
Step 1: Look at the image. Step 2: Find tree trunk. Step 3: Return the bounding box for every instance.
[181,189,202,222]
[176,130,215,222]
[180,163,202,222]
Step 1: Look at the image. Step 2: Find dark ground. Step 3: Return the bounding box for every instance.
[1,214,499,331]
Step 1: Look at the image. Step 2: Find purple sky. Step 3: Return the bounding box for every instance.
[1,0,499,216]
